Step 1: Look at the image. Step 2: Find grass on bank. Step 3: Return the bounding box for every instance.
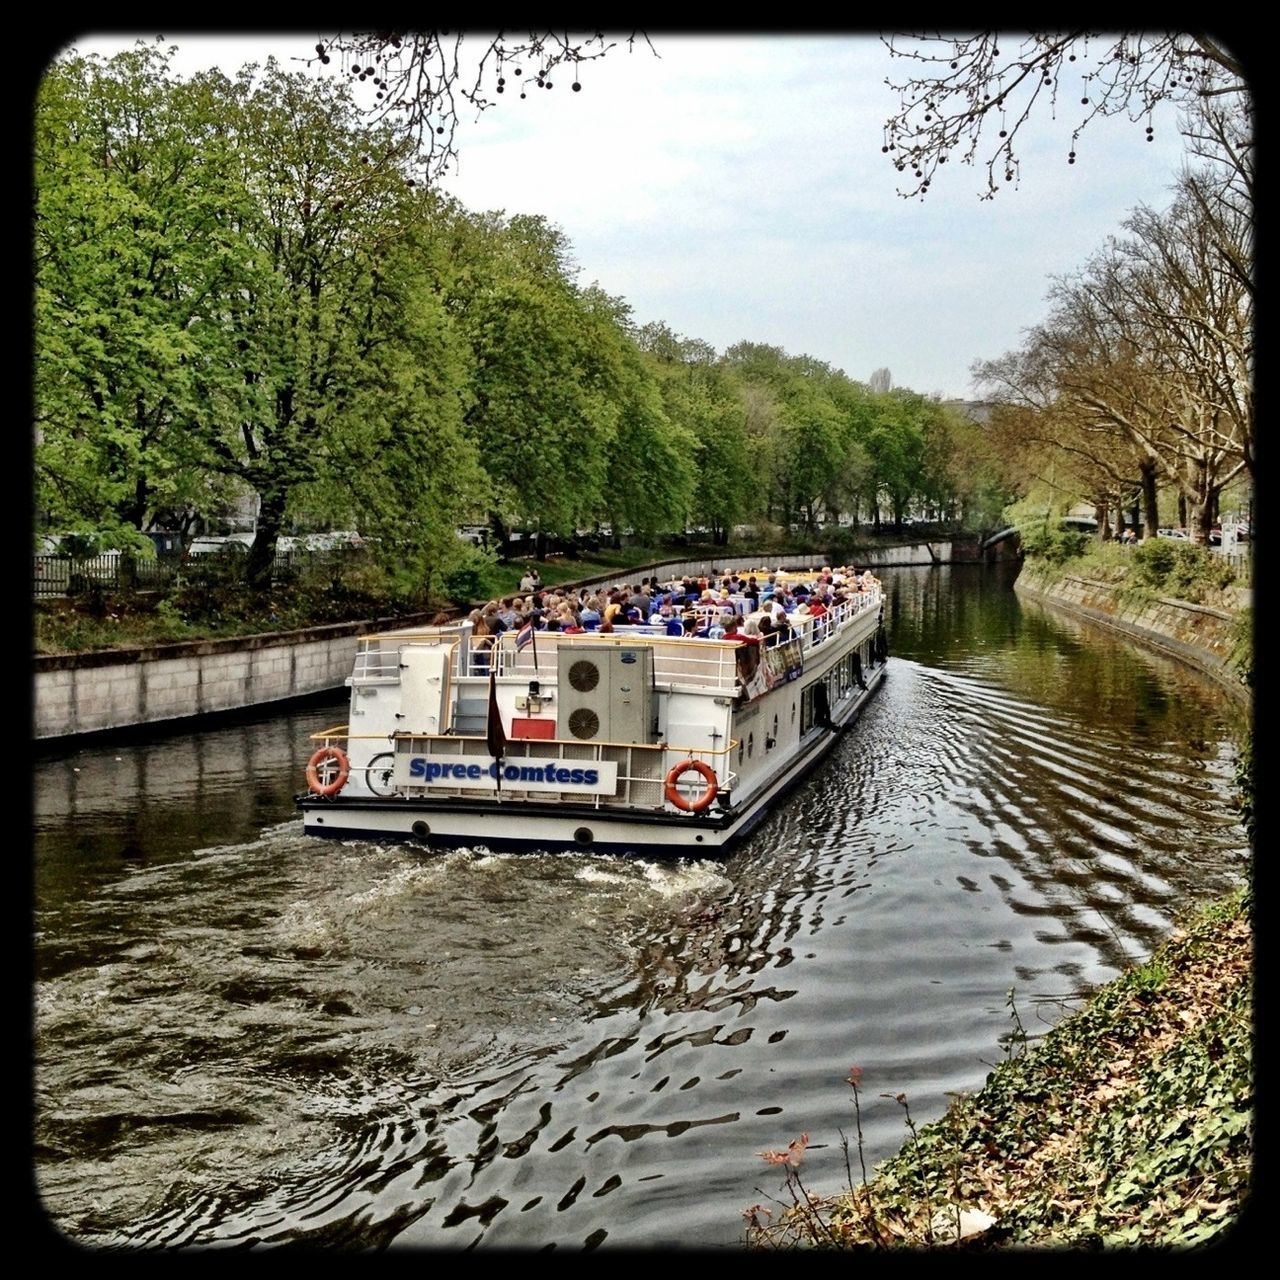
[746,885,1253,1252]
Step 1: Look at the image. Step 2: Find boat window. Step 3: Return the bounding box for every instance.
[800,685,815,735]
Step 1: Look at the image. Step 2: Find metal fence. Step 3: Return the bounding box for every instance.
[33,546,364,598]
[33,554,171,598]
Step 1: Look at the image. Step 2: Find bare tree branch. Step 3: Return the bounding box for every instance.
[300,31,657,183]
[880,31,1249,200]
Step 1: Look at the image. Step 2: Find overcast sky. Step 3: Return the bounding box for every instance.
[56,31,1193,402]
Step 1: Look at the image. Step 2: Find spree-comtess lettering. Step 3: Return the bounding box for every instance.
[409,759,600,786]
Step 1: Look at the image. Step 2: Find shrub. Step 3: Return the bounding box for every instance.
[1019,521,1090,564]
[1132,540,1234,601]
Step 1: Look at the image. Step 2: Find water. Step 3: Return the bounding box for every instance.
[31,564,1250,1251]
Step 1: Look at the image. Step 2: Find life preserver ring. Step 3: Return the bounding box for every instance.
[306,746,350,797]
[664,759,719,813]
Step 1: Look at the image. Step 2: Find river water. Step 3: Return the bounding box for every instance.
[31,563,1251,1252]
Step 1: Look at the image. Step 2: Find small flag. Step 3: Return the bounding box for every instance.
[516,621,534,651]
[486,669,507,794]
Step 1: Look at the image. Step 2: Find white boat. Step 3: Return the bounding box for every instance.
[297,571,888,855]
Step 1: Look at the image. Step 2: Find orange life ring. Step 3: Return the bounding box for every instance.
[664,759,719,813]
[306,746,350,797]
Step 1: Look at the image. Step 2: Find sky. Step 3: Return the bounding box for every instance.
[52,30,1194,403]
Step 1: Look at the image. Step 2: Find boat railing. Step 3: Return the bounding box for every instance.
[348,589,880,686]
[788,589,881,651]
[351,629,463,682]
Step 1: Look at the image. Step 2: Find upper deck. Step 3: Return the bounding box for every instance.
[350,584,882,693]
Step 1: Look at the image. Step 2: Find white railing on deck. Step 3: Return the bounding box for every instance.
[348,589,882,686]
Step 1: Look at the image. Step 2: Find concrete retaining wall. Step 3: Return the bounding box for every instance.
[33,614,437,741]
[576,543,949,589]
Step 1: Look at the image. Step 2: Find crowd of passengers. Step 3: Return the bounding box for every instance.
[461,566,881,669]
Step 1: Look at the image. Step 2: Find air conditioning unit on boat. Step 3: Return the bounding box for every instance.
[557,644,654,745]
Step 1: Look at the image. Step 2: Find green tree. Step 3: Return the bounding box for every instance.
[34,45,249,545]
[441,212,639,548]
[865,389,928,529]
[639,329,753,542]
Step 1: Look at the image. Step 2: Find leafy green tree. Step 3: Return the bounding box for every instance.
[918,400,1010,530]
[638,329,751,542]
[34,45,248,545]
[439,212,642,549]
[864,389,928,528]
[303,212,490,597]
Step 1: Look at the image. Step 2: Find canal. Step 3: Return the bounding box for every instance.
[31,562,1250,1250]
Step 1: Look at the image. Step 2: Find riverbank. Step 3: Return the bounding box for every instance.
[1012,555,1253,706]
[747,884,1253,1251]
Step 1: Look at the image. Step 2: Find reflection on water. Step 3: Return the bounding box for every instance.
[32,565,1249,1250]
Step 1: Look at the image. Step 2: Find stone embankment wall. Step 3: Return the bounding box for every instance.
[33,613,437,742]
[1014,562,1251,706]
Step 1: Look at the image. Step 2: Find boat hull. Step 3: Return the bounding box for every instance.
[299,661,886,855]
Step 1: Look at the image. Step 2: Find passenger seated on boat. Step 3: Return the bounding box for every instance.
[469,613,494,674]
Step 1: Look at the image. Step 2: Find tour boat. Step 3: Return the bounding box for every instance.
[297,572,888,855]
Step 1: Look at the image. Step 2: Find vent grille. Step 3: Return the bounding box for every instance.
[568,660,601,693]
[568,707,601,740]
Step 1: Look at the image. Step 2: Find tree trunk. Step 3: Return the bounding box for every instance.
[1141,459,1159,537]
[247,490,285,591]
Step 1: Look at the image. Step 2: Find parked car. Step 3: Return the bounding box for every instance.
[302,530,364,551]
[1157,528,1189,540]
[187,533,254,556]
